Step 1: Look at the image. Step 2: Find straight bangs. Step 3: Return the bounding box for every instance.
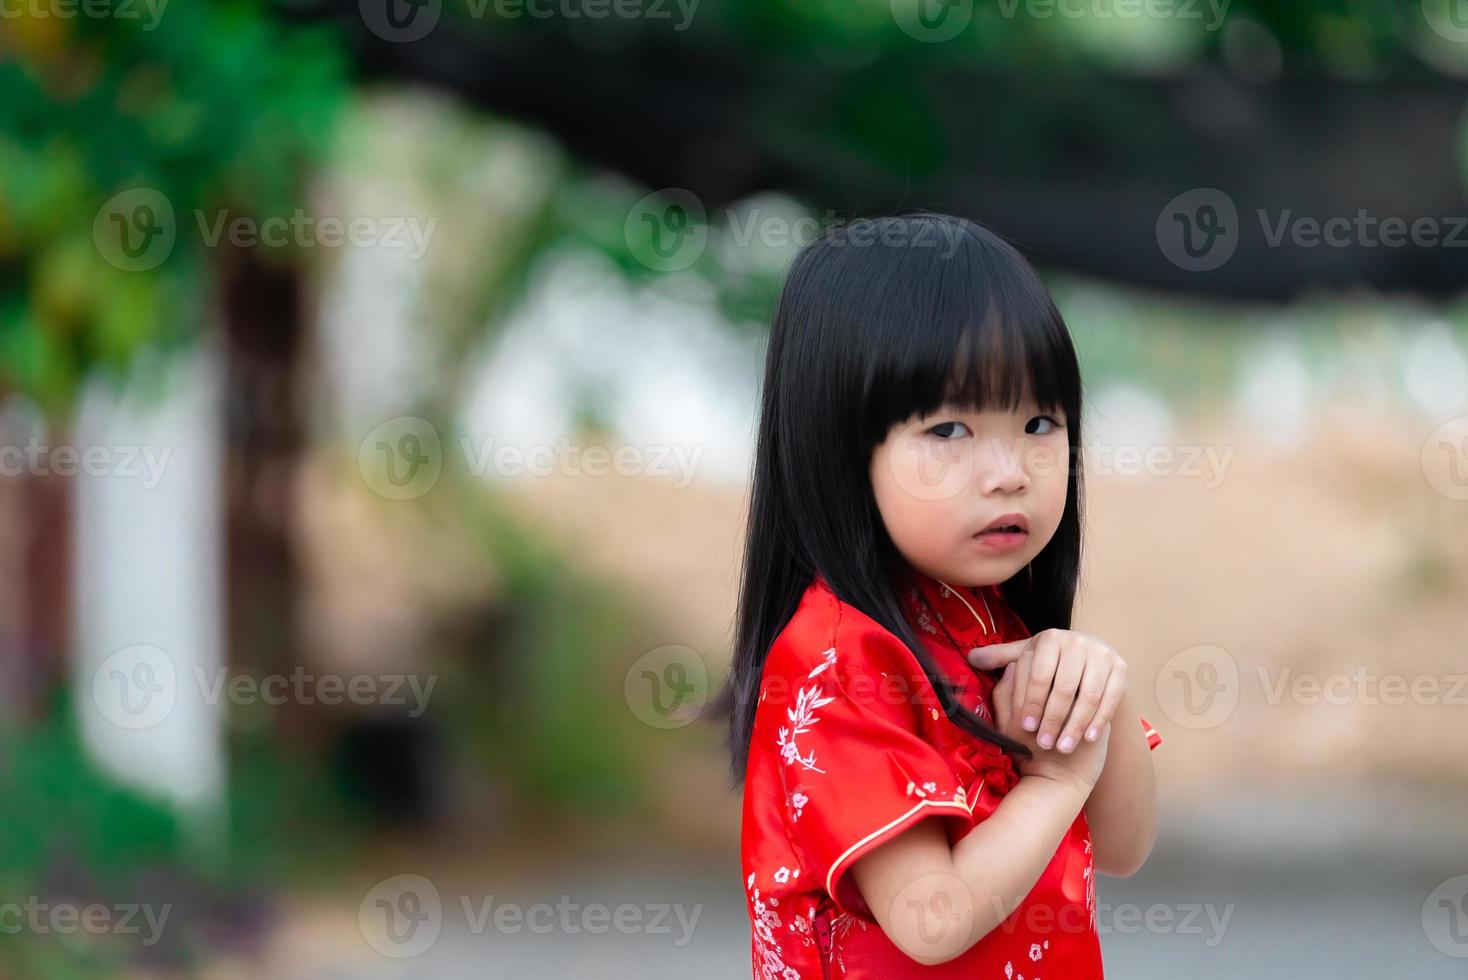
[854,215,1082,454]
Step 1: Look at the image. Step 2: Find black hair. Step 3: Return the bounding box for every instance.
[708,211,1085,787]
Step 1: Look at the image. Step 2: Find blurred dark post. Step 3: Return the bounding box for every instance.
[220,251,307,717]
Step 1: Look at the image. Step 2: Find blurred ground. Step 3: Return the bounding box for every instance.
[178,789,1468,979]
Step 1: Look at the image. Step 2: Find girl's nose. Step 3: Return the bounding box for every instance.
[979,438,1030,494]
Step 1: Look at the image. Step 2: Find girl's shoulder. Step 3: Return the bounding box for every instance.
[761,574,930,698]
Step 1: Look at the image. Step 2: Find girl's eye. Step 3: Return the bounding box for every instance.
[927,421,971,440]
[1025,415,1063,435]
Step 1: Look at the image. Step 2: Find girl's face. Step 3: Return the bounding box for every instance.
[869,396,1069,588]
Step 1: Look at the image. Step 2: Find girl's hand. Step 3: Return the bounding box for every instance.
[992,660,1109,790]
[968,629,1128,755]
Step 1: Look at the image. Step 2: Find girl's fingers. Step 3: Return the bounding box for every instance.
[968,638,1030,671]
[1020,631,1061,733]
[992,662,1013,733]
[1011,647,1033,735]
[1083,666,1129,743]
[1036,640,1086,750]
[1056,654,1111,753]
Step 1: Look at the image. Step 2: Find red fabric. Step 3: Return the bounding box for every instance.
[739,568,1161,979]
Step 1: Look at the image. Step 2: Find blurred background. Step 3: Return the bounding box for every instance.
[3,0,1468,976]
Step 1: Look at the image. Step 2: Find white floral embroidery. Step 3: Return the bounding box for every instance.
[808,647,837,678]
[789,791,809,821]
[774,866,792,884]
[777,679,835,774]
[789,908,816,949]
[747,872,802,980]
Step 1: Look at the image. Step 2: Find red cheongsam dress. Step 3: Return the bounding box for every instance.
[739,567,1162,979]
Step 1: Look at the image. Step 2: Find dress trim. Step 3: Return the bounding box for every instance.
[823,792,980,919]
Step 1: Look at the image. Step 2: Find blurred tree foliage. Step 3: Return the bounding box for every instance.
[0,2,348,418]
[3,0,1463,420]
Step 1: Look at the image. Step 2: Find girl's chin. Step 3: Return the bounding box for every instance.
[951,551,1030,585]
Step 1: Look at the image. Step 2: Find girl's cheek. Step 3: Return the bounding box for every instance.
[1026,439,1066,480]
[885,435,974,504]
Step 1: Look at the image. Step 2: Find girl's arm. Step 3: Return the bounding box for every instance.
[850,770,1092,966]
[1082,688,1159,876]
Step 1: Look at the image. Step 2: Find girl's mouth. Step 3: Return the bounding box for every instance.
[974,513,1029,552]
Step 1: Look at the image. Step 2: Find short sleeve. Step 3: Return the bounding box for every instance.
[763,624,971,922]
[1140,715,1162,750]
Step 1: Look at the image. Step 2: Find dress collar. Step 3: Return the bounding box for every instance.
[895,563,1007,646]
[810,566,1017,646]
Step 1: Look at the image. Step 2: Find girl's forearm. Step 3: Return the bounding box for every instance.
[947,773,1091,953]
[1083,692,1159,876]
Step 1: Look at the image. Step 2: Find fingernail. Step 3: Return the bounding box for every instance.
[1086,727,1099,742]
[1038,733,1054,749]
[1059,736,1075,752]
[1023,716,1038,732]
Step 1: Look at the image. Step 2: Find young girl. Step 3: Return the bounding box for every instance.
[710,212,1162,978]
